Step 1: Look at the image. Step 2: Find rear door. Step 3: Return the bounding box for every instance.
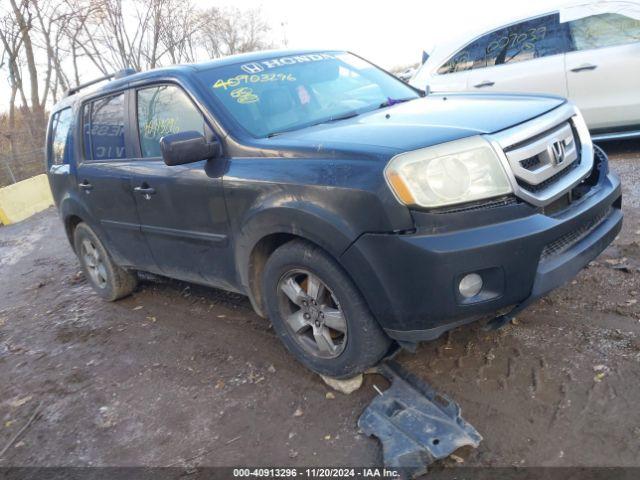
[465,14,569,96]
[129,84,235,288]
[564,12,640,131]
[76,91,156,270]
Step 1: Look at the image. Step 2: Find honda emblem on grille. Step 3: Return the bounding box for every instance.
[550,141,566,165]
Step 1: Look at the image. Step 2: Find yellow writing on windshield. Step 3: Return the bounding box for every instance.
[213,73,296,90]
[230,87,259,104]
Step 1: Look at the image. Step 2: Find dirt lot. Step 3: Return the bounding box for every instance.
[1,141,639,472]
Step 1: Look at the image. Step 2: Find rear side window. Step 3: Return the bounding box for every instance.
[569,13,640,50]
[82,93,127,160]
[137,85,207,158]
[49,108,73,165]
[438,14,568,74]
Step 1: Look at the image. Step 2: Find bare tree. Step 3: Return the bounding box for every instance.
[0,6,26,163]
[159,1,203,65]
[0,0,276,186]
[64,0,203,73]
[198,7,273,57]
[1,0,78,141]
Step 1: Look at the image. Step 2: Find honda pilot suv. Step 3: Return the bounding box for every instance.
[46,50,622,378]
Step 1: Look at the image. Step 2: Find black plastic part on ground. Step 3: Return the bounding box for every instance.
[358,361,482,478]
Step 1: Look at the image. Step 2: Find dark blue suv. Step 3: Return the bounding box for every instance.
[46,50,622,377]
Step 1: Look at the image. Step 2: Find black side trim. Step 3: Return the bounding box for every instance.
[140,224,227,244]
[101,220,140,231]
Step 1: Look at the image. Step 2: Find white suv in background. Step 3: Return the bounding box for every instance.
[410,1,640,141]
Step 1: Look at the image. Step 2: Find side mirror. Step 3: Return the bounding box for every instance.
[160,131,221,166]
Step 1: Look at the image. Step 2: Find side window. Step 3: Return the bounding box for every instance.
[438,14,568,74]
[481,14,566,68]
[83,93,127,160]
[438,35,490,74]
[137,85,207,158]
[569,13,640,50]
[48,108,73,165]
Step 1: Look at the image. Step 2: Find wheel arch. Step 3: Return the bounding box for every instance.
[236,204,362,318]
[64,214,83,249]
[58,195,102,251]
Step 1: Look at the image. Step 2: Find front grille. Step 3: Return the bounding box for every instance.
[520,156,542,171]
[489,104,595,207]
[516,159,580,193]
[504,121,579,195]
[540,207,611,260]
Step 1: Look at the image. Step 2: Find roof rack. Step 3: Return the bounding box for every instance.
[64,68,137,97]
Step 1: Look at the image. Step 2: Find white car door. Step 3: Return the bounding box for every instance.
[464,14,569,97]
[564,12,640,131]
[428,70,469,93]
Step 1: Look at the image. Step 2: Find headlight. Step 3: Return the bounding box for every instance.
[384,136,512,208]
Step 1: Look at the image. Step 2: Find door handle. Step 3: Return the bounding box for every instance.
[134,185,156,199]
[78,181,93,192]
[570,64,597,73]
[134,186,156,194]
[473,80,495,88]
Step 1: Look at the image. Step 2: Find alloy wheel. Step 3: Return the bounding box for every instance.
[277,269,347,359]
[81,239,108,289]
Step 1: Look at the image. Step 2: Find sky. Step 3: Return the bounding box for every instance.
[0,0,568,111]
[211,0,567,68]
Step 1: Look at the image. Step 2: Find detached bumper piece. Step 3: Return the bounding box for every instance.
[358,361,482,478]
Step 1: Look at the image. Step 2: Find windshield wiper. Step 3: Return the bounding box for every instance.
[379,97,416,109]
[267,110,360,138]
[324,110,360,122]
[267,126,303,138]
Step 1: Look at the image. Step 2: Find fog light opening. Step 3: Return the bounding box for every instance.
[459,273,483,298]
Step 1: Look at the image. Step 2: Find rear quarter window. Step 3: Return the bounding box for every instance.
[48,108,74,166]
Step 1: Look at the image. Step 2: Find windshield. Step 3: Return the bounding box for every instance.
[198,52,420,138]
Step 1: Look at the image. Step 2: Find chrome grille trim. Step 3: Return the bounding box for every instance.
[485,103,594,207]
[506,122,577,185]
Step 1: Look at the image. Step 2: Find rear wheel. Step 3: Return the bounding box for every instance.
[73,223,137,301]
[262,239,391,378]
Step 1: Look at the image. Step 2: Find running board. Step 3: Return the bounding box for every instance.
[359,361,482,478]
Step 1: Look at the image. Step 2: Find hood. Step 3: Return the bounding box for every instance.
[263,94,565,155]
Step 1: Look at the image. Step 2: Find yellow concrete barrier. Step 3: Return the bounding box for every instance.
[0,174,54,225]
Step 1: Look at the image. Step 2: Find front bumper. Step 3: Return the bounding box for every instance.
[341,161,622,342]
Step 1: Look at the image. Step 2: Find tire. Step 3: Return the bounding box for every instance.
[262,239,391,378]
[73,222,138,301]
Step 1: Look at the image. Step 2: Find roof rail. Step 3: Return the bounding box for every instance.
[64,68,137,97]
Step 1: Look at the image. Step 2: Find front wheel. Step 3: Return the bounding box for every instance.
[262,239,391,378]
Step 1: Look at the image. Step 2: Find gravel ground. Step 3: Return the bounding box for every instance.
[0,140,638,473]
